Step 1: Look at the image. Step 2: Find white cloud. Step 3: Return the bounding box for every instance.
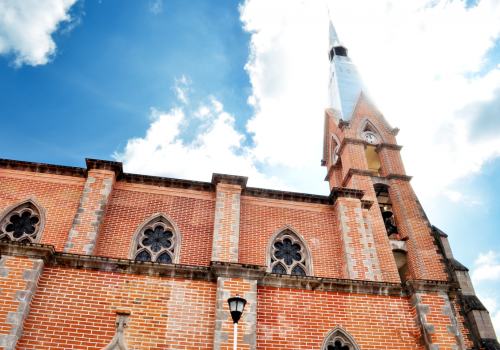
[0,0,79,67]
[172,76,191,104]
[114,90,286,190]
[149,0,163,15]
[239,0,500,199]
[472,251,500,283]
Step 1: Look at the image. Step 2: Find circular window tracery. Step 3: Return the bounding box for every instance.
[269,230,310,276]
[0,200,44,243]
[131,214,179,264]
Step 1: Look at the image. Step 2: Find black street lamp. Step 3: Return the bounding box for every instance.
[227,294,247,350]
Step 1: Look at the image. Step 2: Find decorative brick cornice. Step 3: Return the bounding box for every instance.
[387,174,413,182]
[211,173,248,189]
[121,173,213,192]
[361,200,373,210]
[402,279,460,296]
[329,187,365,202]
[374,143,403,152]
[0,242,460,297]
[0,158,86,178]
[338,137,366,156]
[85,158,123,177]
[210,261,267,280]
[242,188,330,205]
[341,168,375,187]
[324,165,341,181]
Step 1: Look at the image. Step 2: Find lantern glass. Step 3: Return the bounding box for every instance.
[227,294,247,324]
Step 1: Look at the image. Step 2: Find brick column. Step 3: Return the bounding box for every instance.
[434,227,499,348]
[211,174,247,263]
[410,292,466,350]
[211,263,266,350]
[347,172,401,283]
[64,159,122,255]
[331,188,381,281]
[0,256,43,350]
[388,176,448,281]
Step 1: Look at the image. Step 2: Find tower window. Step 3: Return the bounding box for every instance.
[374,184,398,237]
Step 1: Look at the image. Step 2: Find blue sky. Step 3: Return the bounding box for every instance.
[1,0,500,330]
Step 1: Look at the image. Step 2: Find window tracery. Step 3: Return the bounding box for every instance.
[266,226,313,276]
[321,326,361,350]
[128,213,181,264]
[0,198,46,243]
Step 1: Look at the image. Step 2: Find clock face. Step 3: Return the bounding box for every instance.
[364,133,378,144]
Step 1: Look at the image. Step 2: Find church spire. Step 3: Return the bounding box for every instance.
[327,19,365,121]
[329,20,341,49]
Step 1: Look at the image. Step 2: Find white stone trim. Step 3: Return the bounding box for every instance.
[101,312,130,350]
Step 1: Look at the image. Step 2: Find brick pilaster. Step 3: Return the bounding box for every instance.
[0,256,43,350]
[350,173,401,283]
[389,178,448,281]
[332,188,381,281]
[211,263,264,350]
[211,174,247,263]
[64,159,122,255]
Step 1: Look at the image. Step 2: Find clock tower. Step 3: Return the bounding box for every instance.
[322,19,499,350]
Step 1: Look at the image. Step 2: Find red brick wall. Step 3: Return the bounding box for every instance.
[93,186,215,266]
[0,171,84,251]
[238,200,342,278]
[0,257,37,338]
[257,286,420,349]
[17,267,216,350]
[345,100,397,145]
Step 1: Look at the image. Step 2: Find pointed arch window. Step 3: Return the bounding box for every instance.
[266,226,313,276]
[128,213,181,264]
[0,198,46,243]
[321,326,361,350]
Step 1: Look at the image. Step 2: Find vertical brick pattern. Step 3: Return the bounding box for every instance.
[389,179,448,281]
[214,277,256,350]
[335,198,381,281]
[64,169,115,255]
[0,174,84,251]
[238,201,341,278]
[212,184,242,263]
[17,267,216,350]
[0,256,43,350]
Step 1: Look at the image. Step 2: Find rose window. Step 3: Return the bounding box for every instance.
[131,213,180,264]
[269,231,309,276]
[0,202,43,243]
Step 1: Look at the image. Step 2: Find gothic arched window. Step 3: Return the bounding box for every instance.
[266,226,313,276]
[0,198,46,244]
[128,213,181,264]
[321,326,361,350]
[330,134,341,165]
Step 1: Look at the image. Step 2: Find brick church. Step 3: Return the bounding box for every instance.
[0,19,497,350]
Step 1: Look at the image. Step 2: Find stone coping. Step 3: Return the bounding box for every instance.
[212,173,248,189]
[0,241,459,297]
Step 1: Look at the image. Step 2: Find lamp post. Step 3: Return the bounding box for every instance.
[227,293,247,350]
